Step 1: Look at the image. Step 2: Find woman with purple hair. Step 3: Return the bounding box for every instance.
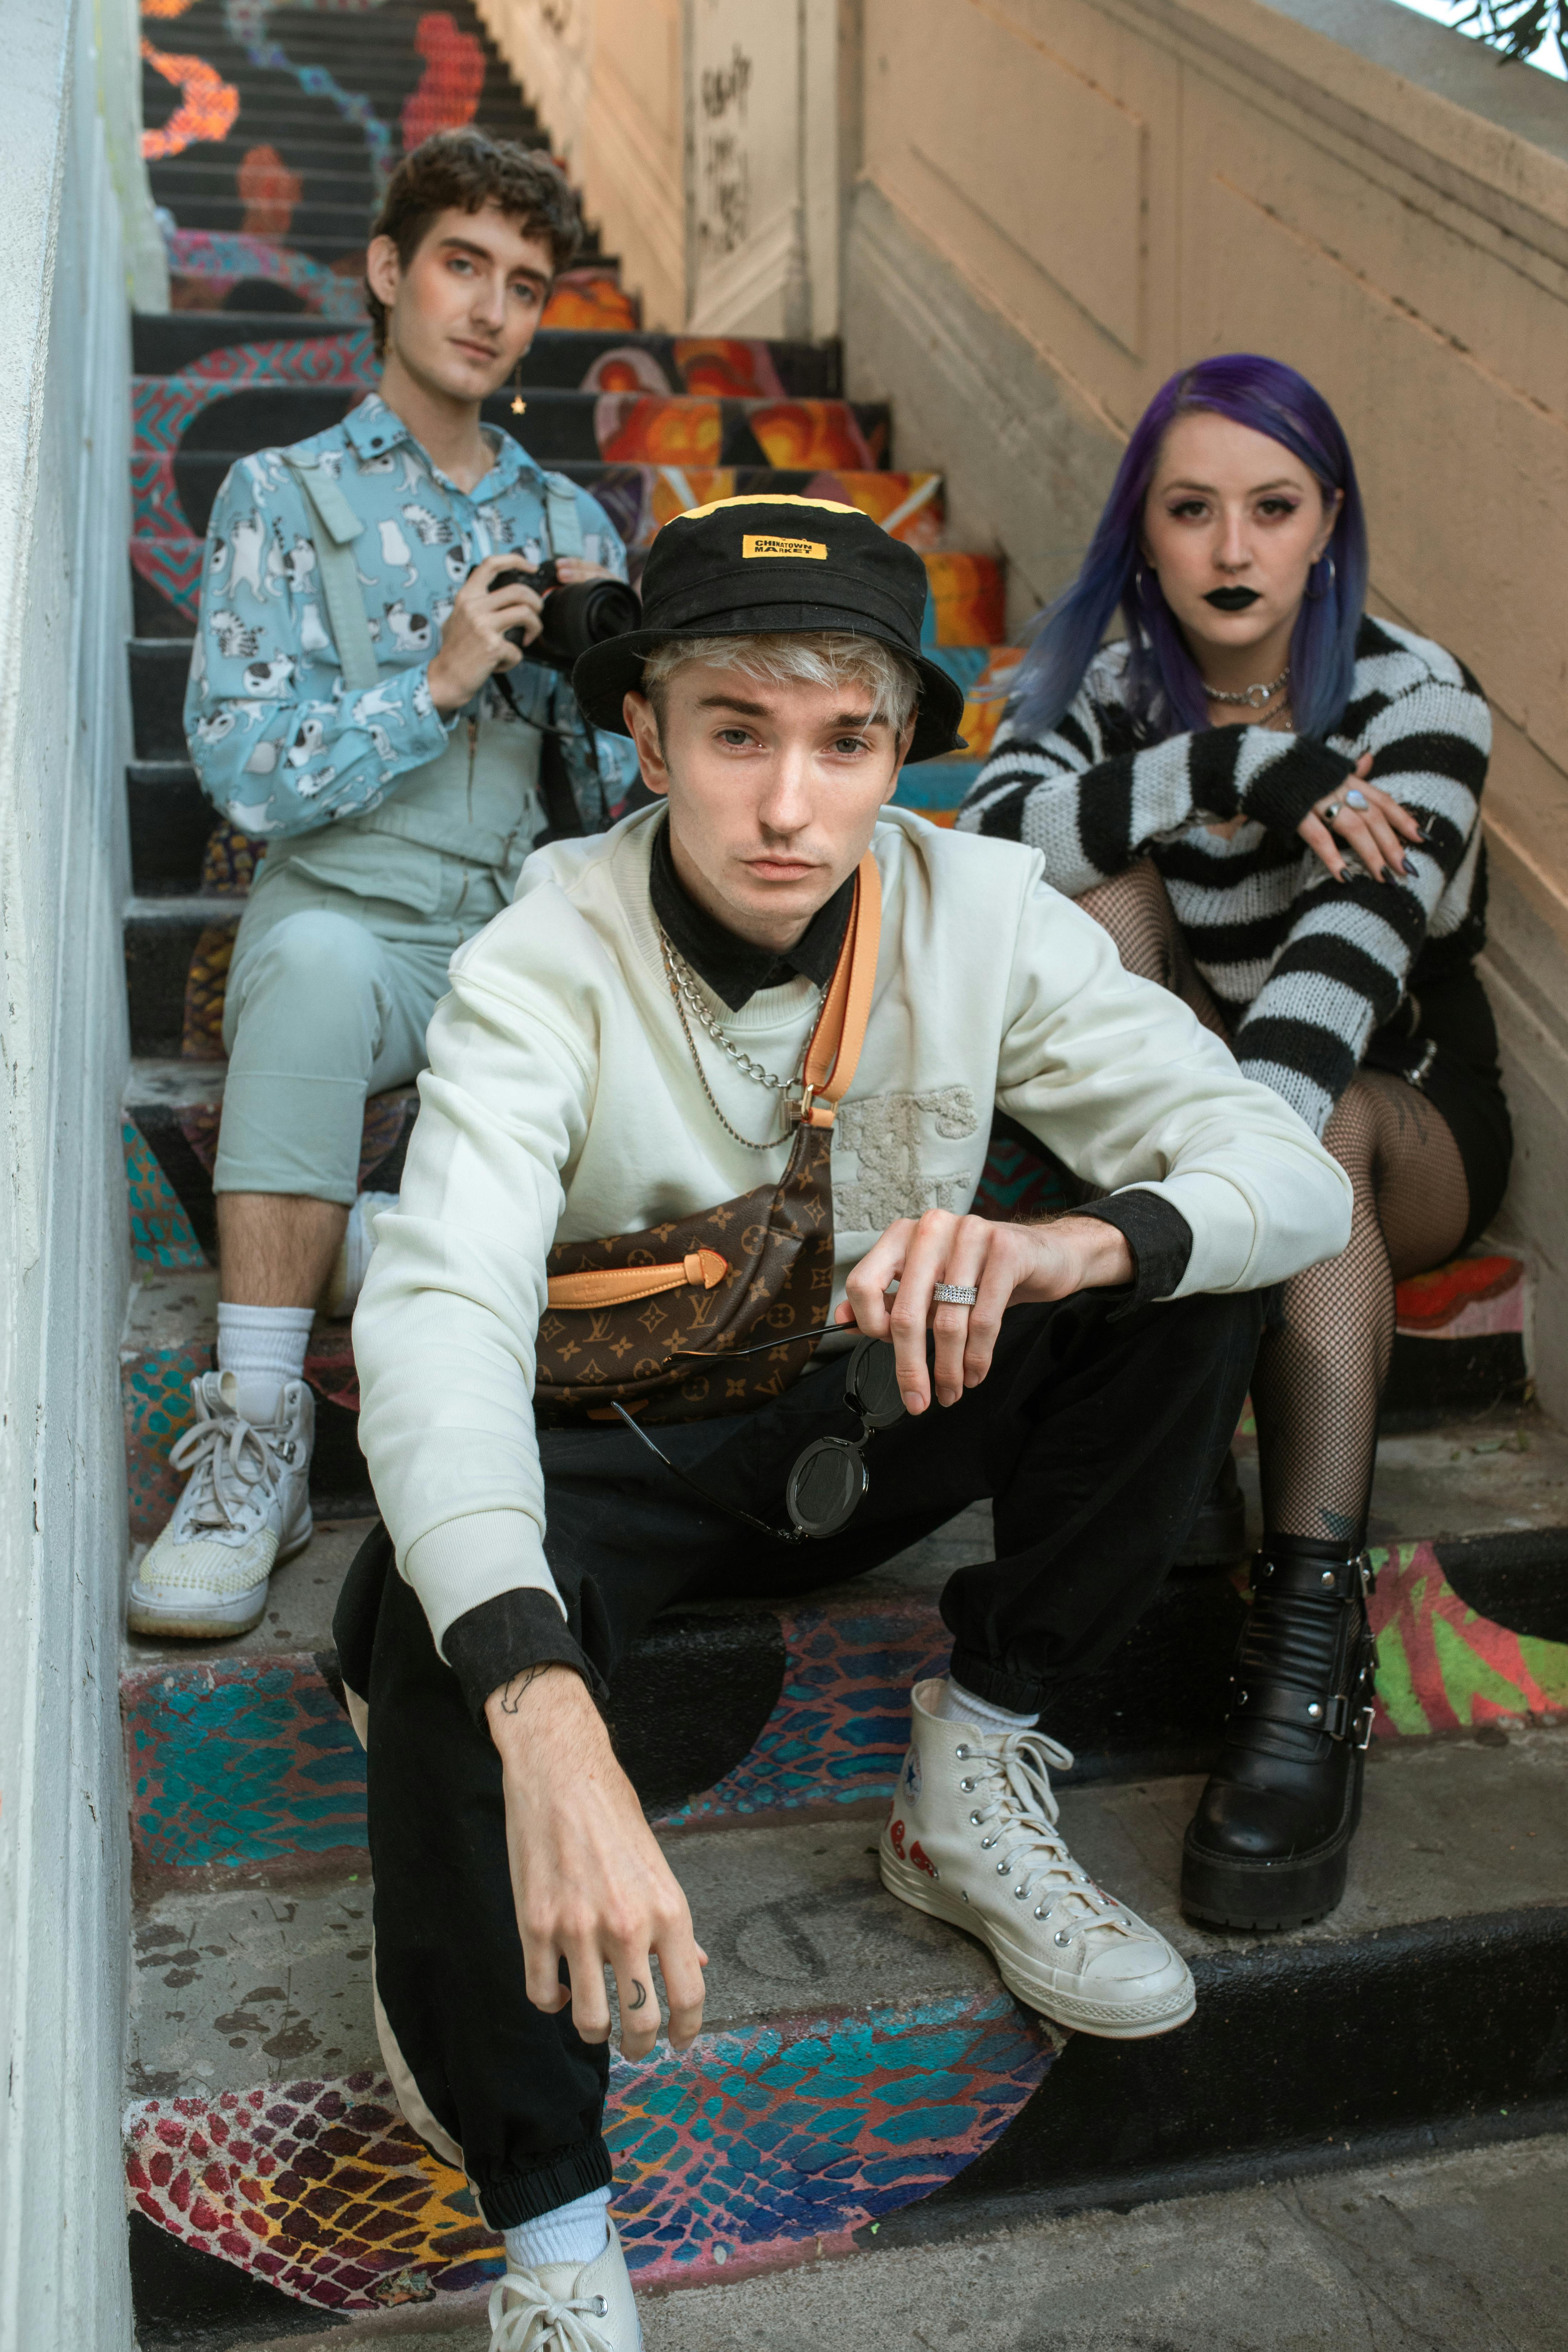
[960,354,1508,1932]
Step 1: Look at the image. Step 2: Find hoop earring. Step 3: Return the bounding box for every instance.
[1305,551,1336,602]
[510,361,527,418]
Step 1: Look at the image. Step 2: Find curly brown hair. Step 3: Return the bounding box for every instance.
[364,130,584,355]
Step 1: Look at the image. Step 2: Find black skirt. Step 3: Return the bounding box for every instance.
[1360,963,1512,1248]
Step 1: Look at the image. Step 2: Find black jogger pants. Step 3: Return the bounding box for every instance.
[335,1285,1261,2226]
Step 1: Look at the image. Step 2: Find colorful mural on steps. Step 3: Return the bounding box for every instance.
[142,36,241,156]
[139,0,640,325]
[117,1500,1566,2303]
[119,1512,1565,1886]
[125,1996,1051,2311]
[237,145,303,240]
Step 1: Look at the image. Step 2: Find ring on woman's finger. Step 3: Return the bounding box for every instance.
[1320,801,1341,823]
[1345,788,1369,810]
[933,1282,980,1307]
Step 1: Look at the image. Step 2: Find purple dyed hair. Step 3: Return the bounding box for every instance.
[1008,354,1369,746]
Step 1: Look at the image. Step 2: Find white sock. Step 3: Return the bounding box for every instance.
[216,1302,314,1422]
[503,2185,612,2272]
[932,1674,1039,1735]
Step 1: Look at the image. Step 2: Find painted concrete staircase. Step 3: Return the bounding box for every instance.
[120,9,1568,2344]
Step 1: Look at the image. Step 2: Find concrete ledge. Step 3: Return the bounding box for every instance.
[843,182,1121,627]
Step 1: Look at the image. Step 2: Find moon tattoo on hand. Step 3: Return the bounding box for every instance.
[628,1980,649,2011]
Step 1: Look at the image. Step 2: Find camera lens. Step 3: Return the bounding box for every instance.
[487,564,640,673]
[532,578,641,671]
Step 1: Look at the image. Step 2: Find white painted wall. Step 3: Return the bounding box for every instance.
[686,0,841,341]
[477,0,842,337]
[0,0,155,2339]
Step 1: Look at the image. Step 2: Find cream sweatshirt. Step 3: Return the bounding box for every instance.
[353,805,1353,1653]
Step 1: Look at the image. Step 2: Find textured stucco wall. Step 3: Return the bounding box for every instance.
[477,0,688,330]
[843,0,1568,1412]
[477,0,845,338]
[0,0,143,2340]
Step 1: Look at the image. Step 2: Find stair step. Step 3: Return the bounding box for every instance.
[161,247,636,336]
[146,160,431,210]
[135,379,890,478]
[132,470,939,625]
[144,62,525,108]
[120,1009,1531,1398]
[129,550,998,658]
[152,132,528,185]
[119,1343,1566,1890]
[122,1729,1568,2315]
[125,1060,418,1266]
[142,444,917,548]
[131,313,844,397]
[124,896,241,1060]
[121,1267,376,1531]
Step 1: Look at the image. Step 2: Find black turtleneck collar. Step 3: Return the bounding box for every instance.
[649,818,854,1010]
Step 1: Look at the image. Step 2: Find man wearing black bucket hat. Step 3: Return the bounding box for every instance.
[345,494,1351,2347]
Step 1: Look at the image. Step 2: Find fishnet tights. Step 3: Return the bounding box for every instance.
[1078,860,1473,1545]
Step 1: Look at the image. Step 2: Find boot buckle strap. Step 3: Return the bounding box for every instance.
[1232,1679,1336,1733]
[1328,1692,1376,1746]
[1249,1550,1373,1602]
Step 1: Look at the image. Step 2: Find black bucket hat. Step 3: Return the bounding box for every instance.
[570,494,967,764]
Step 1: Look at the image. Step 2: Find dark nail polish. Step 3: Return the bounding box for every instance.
[1402,856,1416,877]
[1382,865,1398,885]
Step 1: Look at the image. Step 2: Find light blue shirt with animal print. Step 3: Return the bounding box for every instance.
[184,391,638,842]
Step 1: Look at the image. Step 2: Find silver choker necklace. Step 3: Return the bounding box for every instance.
[1204,666,1290,710]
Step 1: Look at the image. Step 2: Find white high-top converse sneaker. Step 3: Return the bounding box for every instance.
[488,2220,642,2351]
[126,1372,314,1639]
[879,1678,1195,2040]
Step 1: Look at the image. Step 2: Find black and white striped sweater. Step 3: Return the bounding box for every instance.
[958,615,1491,1136]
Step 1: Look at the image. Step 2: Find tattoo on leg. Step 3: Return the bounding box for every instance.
[628,1980,648,2011]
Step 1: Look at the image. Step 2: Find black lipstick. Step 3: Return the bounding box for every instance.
[1204,586,1262,612]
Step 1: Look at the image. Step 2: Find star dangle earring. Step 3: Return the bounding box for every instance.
[509,360,527,417]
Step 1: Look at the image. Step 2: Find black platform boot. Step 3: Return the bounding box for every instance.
[1181,1535,1378,1930]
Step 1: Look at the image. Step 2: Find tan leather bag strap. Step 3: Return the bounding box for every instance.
[547,1249,726,1310]
[800,851,882,1131]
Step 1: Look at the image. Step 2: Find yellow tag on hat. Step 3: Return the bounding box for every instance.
[742,532,828,561]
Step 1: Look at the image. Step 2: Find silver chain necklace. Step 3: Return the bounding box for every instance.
[1204,665,1290,710]
[659,929,824,1150]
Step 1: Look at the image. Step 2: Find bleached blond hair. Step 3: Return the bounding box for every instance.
[640,631,919,736]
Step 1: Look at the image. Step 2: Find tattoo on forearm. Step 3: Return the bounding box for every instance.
[628,1980,648,2011]
[497,1665,552,1715]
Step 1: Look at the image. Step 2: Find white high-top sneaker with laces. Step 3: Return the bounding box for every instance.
[488,2220,642,2351]
[126,1371,314,1639]
[879,1677,1195,2040]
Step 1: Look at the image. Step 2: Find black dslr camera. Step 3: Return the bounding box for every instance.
[489,558,640,674]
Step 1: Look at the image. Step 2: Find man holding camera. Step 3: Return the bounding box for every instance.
[128,131,636,1638]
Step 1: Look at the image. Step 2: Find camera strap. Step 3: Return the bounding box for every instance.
[278,455,380,693]
[541,472,585,563]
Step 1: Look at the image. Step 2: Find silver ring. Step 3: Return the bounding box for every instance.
[933,1283,980,1307]
[1320,800,1341,823]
